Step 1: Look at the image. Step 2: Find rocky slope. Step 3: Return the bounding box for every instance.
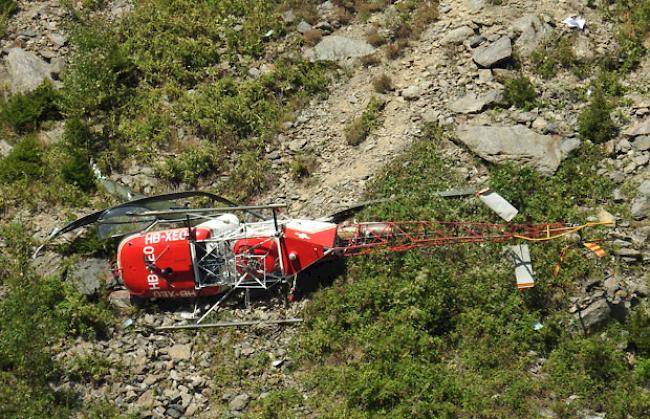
[2,0,650,417]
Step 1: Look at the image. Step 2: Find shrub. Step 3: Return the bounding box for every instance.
[578,88,617,144]
[157,140,222,186]
[530,35,580,79]
[503,76,537,110]
[366,28,386,47]
[0,136,45,183]
[629,306,650,355]
[290,154,318,180]
[345,96,385,146]
[303,29,322,46]
[0,0,17,35]
[372,73,393,93]
[359,52,381,67]
[61,24,137,117]
[637,358,650,386]
[385,40,408,59]
[0,82,61,133]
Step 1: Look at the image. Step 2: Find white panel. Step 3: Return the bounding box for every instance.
[509,244,535,289]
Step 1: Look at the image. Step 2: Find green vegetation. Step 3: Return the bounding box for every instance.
[0,82,61,133]
[0,0,17,36]
[578,88,617,144]
[503,76,537,110]
[530,34,583,79]
[295,125,649,417]
[0,224,112,418]
[372,73,393,93]
[345,96,385,146]
[289,154,318,180]
[0,136,45,183]
[55,0,332,194]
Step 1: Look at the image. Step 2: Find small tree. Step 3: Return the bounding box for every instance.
[578,88,617,143]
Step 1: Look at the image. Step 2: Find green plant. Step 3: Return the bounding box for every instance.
[345,96,385,146]
[578,88,617,144]
[372,73,393,93]
[629,306,650,355]
[157,140,222,186]
[503,76,537,110]
[289,154,318,180]
[66,352,112,382]
[0,135,45,183]
[636,358,650,386]
[0,82,61,133]
[530,35,582,79]
[0,0,17,36]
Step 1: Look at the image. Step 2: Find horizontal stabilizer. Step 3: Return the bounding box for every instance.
[510,244,535,289]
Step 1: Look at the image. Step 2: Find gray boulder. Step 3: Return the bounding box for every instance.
[68,258,113,296]
[631,179,650,220]
[305,35,375,61]
[472,36,512,68]
[624,118,650,137]
[456,124,575,174]
[574,299,611,334]
[229,393,250,411]
[448,90,503,114]
[0,140,12,158]
[441,26,474,45]
[511,15,552,56]
[5,48,52,93]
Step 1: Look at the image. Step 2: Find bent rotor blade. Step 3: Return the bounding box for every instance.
[318,199,389,223]
[33,191,257,258]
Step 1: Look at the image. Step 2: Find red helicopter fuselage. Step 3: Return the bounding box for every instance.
[116,215,340,299]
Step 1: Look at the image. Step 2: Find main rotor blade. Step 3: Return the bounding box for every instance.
[318,199,389,223]
[128,203,286,217]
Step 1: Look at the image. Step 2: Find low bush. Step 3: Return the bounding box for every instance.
[157,140,222,186]
[0,0,17,35]
[345,96,385,146]
[503,76,537,110]
[0,82,61,133]
[530,34,582,79]
[372,73,393,93]
[629,306,650,355]
[0,136,45,183]
[303,29,322,46]
[289,154,318,180]
[578,88,617,144]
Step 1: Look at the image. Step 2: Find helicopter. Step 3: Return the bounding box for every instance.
[35,190,612,326]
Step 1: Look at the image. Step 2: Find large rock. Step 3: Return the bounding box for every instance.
[4,48,52,93]
[624,118,650,137]
[0,140,12,158]
[68,258,113,296]
[631,179,650,220]
[574,299,611,334]
[472,36,512,68]
[168,344,192,362]
[456,124,575,174]
[305,35,375,61]
[511,15,552,56]
[441,26,474,45]
[448,90,503,114]
[229,393,250,411]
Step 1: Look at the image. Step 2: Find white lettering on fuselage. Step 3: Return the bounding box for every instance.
[151,290,197,298]
[144,230,189,245]
[141,230,190,290]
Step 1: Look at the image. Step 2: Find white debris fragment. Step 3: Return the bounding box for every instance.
[509,244,535,289]
[562,16,586,30]
[478,190,519,221]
